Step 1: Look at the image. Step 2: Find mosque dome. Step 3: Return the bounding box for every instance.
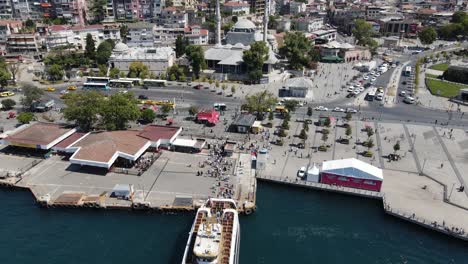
[113,42,129,54]
[234,19,256,30]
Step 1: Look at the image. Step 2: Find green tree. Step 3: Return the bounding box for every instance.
[17,112,34,124]
[47,64,64,81]
[242,41,269,83]
[307,106,313,117]
[7,63,19,85]
[160,104,172,116]
[215,81,220,88]
[321,133,328,147]
[303,121,309,132]
[279,32,313,70]
[281,119,289,129]
[128,61,149,79]
[85,33,96,60]
[352,19,378,53]
[175,35,189,57]
[109,67,120,78]
[344,112,352,123]
[100,93,141,130]
[299,129,308,140]
[186,45,206,78]
[188,105,199,116]
[21,84,43,109]
[120,25,129,43]
[63,91,104,131]
[268,111,274,121]
[25,19,36,29]
[366,127,374,138]
[90,0,107,23]
[0,69,11,88]
[98,64,107,77]
[393,141,401,154]
[283,100,299,112]
[323,117,331,127]
[278,128,287,137]
[1,98,16,110]
[451,11,467,24]
[439,23,464,40]
[322,128,330,135]
[140,108,156,123]
[231,85,236,94]
[345,125,352,139]
[170,74,176,81]
[419,27,437,45]
[96,40,113,64]
[167,64,185,80]
[366,138,374,150]
[244,91,277,120]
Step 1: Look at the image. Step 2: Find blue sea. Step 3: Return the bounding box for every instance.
[0,183,466,264]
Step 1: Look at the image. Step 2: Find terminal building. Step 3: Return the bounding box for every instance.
[320,158,383,192]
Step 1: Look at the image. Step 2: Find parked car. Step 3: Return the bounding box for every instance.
[138,94,149,100]
[346,108,358,113]
[347,86,354,92]
[297,167,306,178]
[194,84,203,90]
[363,75,369,80]
[45,87,55,92]
[404,96,415,104]
[399,91,406,97]
[333,107,345,112]
[67,85,77,91]
[314,106,328,111]
[371,77,377,82]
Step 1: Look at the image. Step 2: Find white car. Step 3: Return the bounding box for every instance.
[297,167,306,178]
[353,90,360,95]
[346,108,358,113]
[370,71,376,75]
[404,96,415,104]
[363,76,369,80]
[355,83,361,87]
[347,86,355,92]
[375,72,381,77]
[314,106,329,111]
[359,86,365,92]
[391,64,397,68]
[371,77,377,82]
[333,107,345,112]
[399,91,406,97]
[376,93,384,101]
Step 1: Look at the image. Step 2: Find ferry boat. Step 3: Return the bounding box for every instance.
[182,198,240,264]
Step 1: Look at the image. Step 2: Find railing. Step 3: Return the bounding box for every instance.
[256,174,383,199]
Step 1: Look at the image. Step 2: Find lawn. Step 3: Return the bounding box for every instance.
[426,78,468,98]
[429,63,449,72]
[425,73,440,79]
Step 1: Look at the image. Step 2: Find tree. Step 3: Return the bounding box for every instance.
[345,125,352,139]
[307,107,313,117]
[344,112,352,123]
[170,74,176,81]
[188,105,199,116]
[242,41,269,83]
[244,91,277,120]
[7,63,19,85]
[352,19,379,53]
[47,64,64,81]
[451,11,467,24]
[299,129,308,140]
[17,112,34,124]
[98,64,107,77]
[281,119,289,129]
[100,93,141,130]
[283,100,299,112]
[279,32,313,70]
[21,84,43,109]
[419,27,437,45]
[439,23,464,40]
[85,34,96,60]
[175,35,189,57]
[63,91,104,131]
[90,0,107,23]
[96,40,113,65]
[1,99,16,110]
[322,128,330,135]
[109,67,120,78]
[268,111,274,121]
[160,104,172,116]
[231,85,236,94]
[268,15,277,29]
[186,45,206,78]
[215,80,220,88]
[0,69,11,88]
[321,133,328,146]
[128,62,149,79]
[366,138,374,150]
[323,117,331,127]
[140,108,156,124]
[278,128,287,137]
[366,127,374,138]
[303,121,309,132]
[25,19,35,29]
[167,64,185,80]
[393,141,401,154]
[120,25,129,43]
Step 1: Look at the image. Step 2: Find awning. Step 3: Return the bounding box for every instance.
[321,56,344,62]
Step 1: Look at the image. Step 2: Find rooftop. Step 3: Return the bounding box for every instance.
[110,46,174,61]
[285,77,314,88]
[322,158,383,181]
[232,114,256,127]
[53,132,87,150]
[5,122,76,148]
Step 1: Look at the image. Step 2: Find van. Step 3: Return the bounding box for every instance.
[376,93,384,101]
[404,96,415,104]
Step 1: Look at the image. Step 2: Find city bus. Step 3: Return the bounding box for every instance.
[86,77,110,84]
[119,78,142,86]
[143,79,167,88]
[109,79,133,88]
[403,66,412,77]
[83,82,109,90]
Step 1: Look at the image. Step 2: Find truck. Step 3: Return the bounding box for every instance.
[32,100,55,112]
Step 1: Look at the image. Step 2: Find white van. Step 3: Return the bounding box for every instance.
[404,96,415,104]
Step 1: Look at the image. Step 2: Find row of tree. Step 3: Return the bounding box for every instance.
[175,35,206,78]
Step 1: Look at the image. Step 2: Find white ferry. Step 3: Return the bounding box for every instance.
[182,198,240,264]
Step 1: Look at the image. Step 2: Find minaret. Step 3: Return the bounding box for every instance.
[263,0,269,43]
[216,0,221,45]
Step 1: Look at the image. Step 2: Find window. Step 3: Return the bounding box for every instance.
[327,175,336,180]
[364,180,376,185]
[338,177,349,182]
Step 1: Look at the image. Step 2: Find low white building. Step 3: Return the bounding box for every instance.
[284,77,313,98]
[224,1,250,15]
[109,43,176,75]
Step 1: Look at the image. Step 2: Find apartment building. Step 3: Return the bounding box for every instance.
[0,20,22,54]
[126,22,155,47]
[6,33,41,53]
[159,7,187,28]
[113,0,140,21]
[52,0,87,25]
[0,0,14,19]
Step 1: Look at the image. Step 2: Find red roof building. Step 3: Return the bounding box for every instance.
[197,109,220,125]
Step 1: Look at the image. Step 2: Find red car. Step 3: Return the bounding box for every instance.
[194,84,203,90]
